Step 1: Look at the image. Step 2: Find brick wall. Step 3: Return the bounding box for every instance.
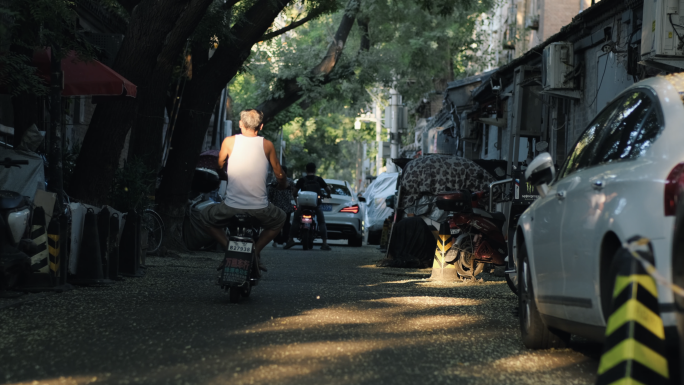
[540,0,581,42]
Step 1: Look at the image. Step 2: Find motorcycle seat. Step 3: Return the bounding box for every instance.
[0,191,23,210]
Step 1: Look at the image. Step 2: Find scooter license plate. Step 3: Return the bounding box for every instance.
[450,229,461,235]
[228,241,253,253]
[302,217,313,223]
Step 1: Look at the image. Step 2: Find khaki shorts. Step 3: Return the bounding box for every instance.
[200,202,286,231]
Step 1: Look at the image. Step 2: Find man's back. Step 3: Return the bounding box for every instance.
[224,135,269,209]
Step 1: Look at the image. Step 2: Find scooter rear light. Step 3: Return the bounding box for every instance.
[340,205,359,214]
[665,163,684,216]
[303,215,312,219]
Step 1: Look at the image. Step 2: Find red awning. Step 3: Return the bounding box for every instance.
[32,48,137,98]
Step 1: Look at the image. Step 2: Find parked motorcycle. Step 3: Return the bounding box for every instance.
[436,189,508,279]
[0,158,34,290]
[217,214,261,303]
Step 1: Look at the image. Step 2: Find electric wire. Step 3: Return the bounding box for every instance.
[588,52,609,108]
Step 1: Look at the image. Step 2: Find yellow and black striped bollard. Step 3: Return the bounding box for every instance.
[596,237,669,385]
[429,221,457,281]
[47,218,61,285]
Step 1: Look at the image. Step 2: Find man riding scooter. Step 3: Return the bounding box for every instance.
[200,109,287,271]
[284,162,332,251]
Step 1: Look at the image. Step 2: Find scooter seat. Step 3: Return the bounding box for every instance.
[0,191,23,210]
[230,214,260,227]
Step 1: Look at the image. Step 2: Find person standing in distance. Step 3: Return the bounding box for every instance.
[284,162,332,251]
[200,109,287,271]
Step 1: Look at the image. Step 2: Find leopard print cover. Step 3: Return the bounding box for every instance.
[399,155,500,209]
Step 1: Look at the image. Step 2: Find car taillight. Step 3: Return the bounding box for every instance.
[340,205,359,214]
[665,163,684,216]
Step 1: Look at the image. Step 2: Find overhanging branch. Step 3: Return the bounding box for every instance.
[261,13,319,41]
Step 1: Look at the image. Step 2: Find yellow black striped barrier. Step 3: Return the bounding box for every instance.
[596,237,669,385]
[429,221,457,281]
[29,207,49,273]
[47,218,60,282]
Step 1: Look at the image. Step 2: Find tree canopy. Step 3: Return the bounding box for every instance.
[228,0,495,186]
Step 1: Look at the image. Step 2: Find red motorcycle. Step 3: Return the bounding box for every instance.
[436,189,507,278]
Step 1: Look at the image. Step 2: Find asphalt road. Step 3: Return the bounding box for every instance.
[0,242,602,385]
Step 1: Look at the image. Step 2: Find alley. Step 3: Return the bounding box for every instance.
[0,244,601,385]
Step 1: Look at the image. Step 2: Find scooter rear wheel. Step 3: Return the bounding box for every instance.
[229,286,240,303]
[241,283,251,298]
[301,229,310,250]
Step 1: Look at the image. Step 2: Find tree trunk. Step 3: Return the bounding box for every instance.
[69,0,200,205]
[257,0,361,121]
[11,94,41,147]
[129,0,217,173]
[10,43,42,147]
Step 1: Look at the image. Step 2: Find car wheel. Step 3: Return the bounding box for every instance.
[519,240,569,349]
[348,236,363,247]
[673,194,684,375]
[506,272,518,296]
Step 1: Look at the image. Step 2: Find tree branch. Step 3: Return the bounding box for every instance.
[200,0,289,84]
[357,17,370,51]
[116,0,142,14]
[256,0,361,121]
[261,12,319,41]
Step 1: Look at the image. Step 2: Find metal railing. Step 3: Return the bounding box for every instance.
[489,178,513,212]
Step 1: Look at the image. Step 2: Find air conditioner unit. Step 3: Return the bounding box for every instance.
[542,42,574,91]
[641,0,684,59]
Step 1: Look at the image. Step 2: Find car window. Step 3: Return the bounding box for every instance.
[626,106,663,158]
[330,184,352,196]
[592,92,653,165]
[557,90,661,180]
[558,99,616,179]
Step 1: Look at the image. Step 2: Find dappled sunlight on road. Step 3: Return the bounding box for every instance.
[489,351,593,373]
[0,248,600,385]
[233,296,483,334]
[7,375,103,385]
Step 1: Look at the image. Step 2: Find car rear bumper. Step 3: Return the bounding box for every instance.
[324,218,363,240]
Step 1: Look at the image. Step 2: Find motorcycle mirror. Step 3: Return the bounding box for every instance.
[525,152,555,198]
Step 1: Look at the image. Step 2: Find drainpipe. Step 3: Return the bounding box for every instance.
[387,88,400,173]
[375,100,382,176]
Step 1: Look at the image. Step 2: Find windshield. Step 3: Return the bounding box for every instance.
[329,184,351,196]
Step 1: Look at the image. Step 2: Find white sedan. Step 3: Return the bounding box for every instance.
[515,74,684,348]
[320,179,365,247]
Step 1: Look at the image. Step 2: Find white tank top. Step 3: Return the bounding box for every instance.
[224,135,269,209]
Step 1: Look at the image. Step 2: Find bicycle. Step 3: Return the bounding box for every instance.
[142,207,164,254]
